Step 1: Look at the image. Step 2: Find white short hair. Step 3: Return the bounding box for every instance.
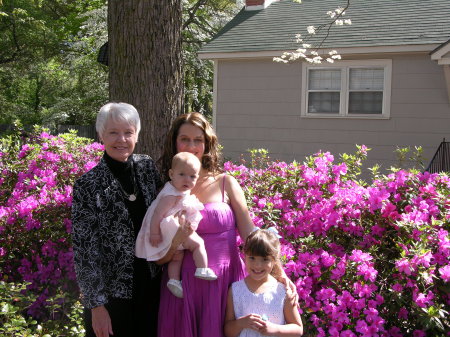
[96,102,141,138]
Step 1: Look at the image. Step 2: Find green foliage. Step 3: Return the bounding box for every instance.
[0,0,108,126]
[247,148,270,169]
[182,0,240,118]
[0,281,85,337]
[0,0,238,126]
[394,145,425,172]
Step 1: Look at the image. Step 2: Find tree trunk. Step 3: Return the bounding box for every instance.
[108,0,183,160]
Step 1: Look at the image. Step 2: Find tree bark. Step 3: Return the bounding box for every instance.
[108,0,183,160]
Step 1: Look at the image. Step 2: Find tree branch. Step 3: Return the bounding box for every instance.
[313,0,351,51]
[0,15,21,64]
[182,0,208,30]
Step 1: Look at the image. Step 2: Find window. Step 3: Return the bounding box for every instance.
[301,59,392,118]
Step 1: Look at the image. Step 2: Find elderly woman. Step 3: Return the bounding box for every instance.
[71,102,163,337]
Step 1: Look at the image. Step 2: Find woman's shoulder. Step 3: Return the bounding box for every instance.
[133,154,160,180]
[74,158,107,186]
[132,153,155,164]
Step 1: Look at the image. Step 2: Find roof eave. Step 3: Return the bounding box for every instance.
[198,43,441,60]
[431,39,450,61]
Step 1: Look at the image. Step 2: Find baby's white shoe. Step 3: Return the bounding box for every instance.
[194,267,217,281]
[167,279,183,298]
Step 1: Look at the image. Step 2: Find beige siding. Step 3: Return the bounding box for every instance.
[215,54,450,175]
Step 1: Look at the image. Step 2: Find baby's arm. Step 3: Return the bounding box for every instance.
[149,195,179,247]
[258,295,303,337]
[224,287,265,337]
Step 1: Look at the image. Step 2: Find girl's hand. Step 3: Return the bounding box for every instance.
[150,233,162,247]
[259,321,279,336]
[238,313,266,331]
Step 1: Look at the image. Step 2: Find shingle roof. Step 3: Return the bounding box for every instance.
[199,0,450,54]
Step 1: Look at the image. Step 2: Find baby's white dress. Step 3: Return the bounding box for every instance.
[232,279,286,337]
[135,182,204,261]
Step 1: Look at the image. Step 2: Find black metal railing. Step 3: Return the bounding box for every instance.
[425,139,450,173]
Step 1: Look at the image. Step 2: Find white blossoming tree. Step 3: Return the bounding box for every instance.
[274,0,352,64]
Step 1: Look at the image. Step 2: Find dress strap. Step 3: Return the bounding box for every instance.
[222,174,226,203]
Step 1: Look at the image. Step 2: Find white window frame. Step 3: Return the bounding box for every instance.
[301,59,392,119]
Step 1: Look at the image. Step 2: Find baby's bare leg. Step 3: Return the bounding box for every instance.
[168,250,184,281]
[183,232,207,268]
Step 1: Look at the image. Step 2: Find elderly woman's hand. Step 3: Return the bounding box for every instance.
[91,305,113,337]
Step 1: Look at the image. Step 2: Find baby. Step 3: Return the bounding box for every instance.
[135,152,217,298]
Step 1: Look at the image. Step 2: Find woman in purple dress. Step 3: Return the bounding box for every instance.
[157,112,255,337]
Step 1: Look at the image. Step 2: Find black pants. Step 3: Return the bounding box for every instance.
[83,259,161,337]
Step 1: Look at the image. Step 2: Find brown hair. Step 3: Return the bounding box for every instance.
[159,112,222,182]
[244,229,283,278]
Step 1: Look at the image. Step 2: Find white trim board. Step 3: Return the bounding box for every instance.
[198,44,440,60]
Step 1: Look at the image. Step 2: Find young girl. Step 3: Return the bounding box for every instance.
[224,229,303,337]
[135,152,217,298]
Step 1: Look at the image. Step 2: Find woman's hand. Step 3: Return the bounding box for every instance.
[91,305,113,337]
[172,211,194,245]
[156,211,193,265]
[281,272,299,308]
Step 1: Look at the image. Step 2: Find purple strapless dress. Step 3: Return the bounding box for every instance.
[158,202,246,337]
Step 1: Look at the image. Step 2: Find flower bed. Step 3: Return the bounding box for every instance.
[226,147,450,336]
[0,127,103,319]
[1,128,449,336]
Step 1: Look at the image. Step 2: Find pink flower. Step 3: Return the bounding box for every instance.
[413,291,434,308]
[350,250,373,263]
[356,263,378,282]
[396,258,412,275]
[18,144,31,159]
[392,283,403,292]
[439,265,450,282]
[320,251,336,268]
[388,326,403,337]
[398,307,408,319]
[332,163,347,176]
[83,160,98,172]
[331,260,347,280]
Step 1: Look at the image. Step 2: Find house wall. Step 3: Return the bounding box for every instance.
[215,53,450,174]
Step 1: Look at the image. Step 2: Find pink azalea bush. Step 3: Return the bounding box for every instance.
[226,147,450,336]
[0,127,103,319]
[1,126,449,336]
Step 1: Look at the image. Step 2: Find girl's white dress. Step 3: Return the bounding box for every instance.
[232,279,286,337]
[135,182,204,261]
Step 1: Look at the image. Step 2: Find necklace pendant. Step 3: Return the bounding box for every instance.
[129,194,137,201]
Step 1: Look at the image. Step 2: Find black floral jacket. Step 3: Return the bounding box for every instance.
[71,154,160,309]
